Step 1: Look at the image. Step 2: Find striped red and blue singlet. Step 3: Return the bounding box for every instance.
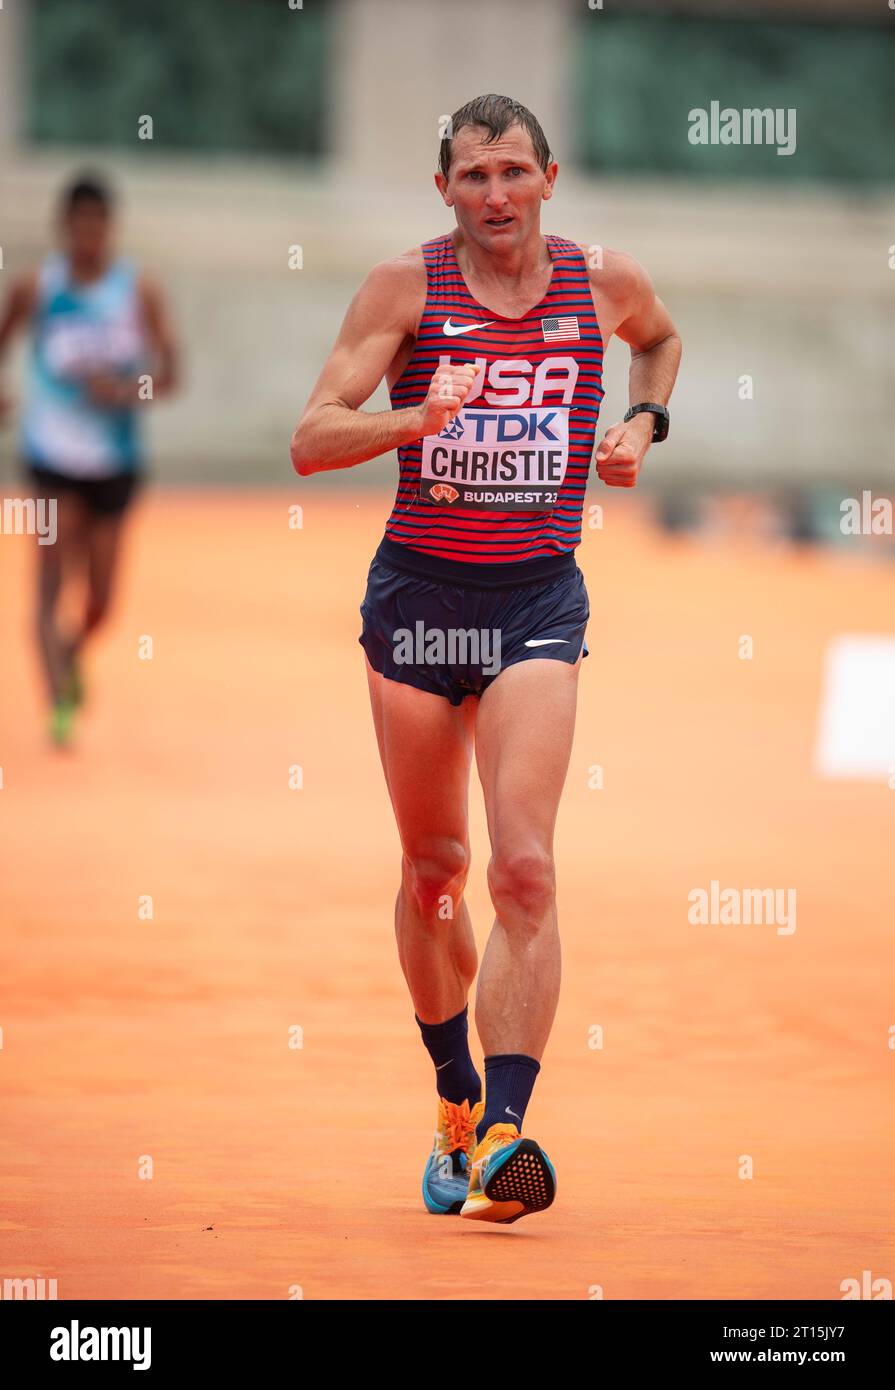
[381,232,603,576]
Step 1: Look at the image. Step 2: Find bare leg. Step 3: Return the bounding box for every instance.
[76,511,129,651]
[473,653,583,1060]
[34,490,89,703]
[364,656,479,1023]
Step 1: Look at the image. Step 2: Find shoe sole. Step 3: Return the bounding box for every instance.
[460,1139,556,1225]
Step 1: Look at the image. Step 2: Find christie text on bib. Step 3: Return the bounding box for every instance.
[420,406,569,512]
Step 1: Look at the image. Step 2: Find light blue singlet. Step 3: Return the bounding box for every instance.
[21,254,147,478]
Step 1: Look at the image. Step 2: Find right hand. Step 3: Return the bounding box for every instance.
[416,362,478,436]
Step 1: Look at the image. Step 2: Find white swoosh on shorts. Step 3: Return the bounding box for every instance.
[524,638,569,647]
[442,317,494,336]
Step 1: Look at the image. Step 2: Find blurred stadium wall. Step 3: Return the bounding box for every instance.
[0,0,892,491]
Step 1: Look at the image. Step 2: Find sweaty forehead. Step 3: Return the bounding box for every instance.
[450,124,538,169]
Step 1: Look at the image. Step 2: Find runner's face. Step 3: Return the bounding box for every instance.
[63,203,112,266]
[438,124,557,251]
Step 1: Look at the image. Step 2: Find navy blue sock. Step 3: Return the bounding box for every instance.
[416,1006,482,1108]
[477,1054,541,1142]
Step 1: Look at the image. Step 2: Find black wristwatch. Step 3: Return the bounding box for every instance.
[624,402,669,442]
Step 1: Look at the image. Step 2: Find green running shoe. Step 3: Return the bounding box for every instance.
[49,698,77,747]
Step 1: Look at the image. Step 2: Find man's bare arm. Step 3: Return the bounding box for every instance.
[589,251,682,488]
[139,275,179,397]
[290,255,426,476]
[0,271,38,421]
[612,254,681,410]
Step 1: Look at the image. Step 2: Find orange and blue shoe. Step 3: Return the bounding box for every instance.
[460,1122,557,1225]
[422,1096,485,1214]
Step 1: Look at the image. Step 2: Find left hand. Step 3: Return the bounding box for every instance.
[85,374,138,409]
[594,414,654,488]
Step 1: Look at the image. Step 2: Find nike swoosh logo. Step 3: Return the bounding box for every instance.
[435,1061,451,1070]
[505,1107,522,1122]
[524,638,569,647]
[442,317,494,336]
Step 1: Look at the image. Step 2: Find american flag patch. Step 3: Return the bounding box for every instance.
[541,315,580,342]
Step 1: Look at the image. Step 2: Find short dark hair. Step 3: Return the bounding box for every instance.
[60,173,115,218]
[439,94,552,180]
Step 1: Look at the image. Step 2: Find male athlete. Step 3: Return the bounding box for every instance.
[291,95,681,1224]
[0,174,178,745]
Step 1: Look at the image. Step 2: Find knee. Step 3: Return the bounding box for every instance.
[487,846,556,924]
[402,837,471,920]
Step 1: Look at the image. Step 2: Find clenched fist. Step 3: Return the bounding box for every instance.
[594,414,654,488]
[85,374,139,409]
[417,362,478,437]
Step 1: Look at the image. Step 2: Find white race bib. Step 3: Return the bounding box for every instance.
[420,407,569,512]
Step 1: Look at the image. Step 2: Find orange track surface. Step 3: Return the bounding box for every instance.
[1,489,892,1300]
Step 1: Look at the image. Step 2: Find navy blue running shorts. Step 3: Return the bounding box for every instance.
[358,536,590,706]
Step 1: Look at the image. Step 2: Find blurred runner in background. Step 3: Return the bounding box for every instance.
[0,172,179,745]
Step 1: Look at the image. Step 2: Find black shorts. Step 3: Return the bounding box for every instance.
[25,462,142,518]
[358,536,590,706]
